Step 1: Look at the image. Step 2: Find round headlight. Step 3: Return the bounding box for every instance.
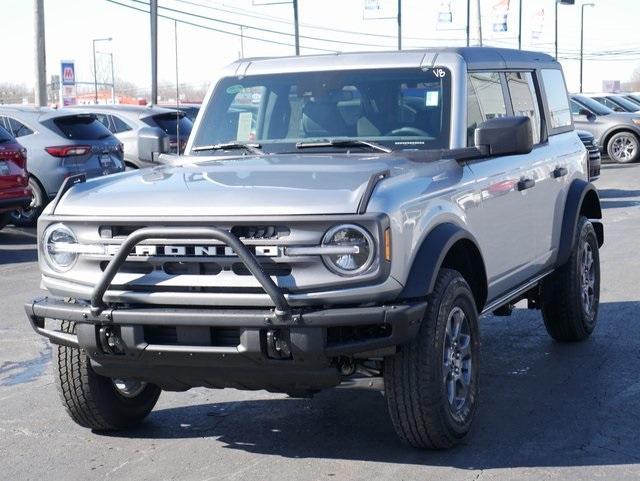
[43,224,78,272]
[321,224,375,276]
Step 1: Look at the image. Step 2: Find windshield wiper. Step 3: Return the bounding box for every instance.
[295,139,392,153]
[191,142,264,155]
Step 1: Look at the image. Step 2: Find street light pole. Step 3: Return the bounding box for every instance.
[466,0,471,47]
[150,0,158,104]
[292,0,300,55]
[92,37,111,104]
[34,0,47,107]
[397,0,402,50]
[518,0,522,50]
[580,3,595,93]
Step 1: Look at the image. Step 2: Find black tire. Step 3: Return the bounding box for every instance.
[541,216,600,341]
[10,177,46,227]
[55,321,161,430]
[606,131,640,164]
[0,212,10,231]
[384,268,480,449]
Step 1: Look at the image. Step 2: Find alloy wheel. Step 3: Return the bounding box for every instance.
[611,135,638,162]
[580,241,596,315]
[442,306,473,422]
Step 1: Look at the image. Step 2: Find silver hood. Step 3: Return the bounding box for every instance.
[54,153,417,217]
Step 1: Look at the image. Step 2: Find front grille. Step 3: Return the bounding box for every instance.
[100,224,289,239]
[144,325,240,347]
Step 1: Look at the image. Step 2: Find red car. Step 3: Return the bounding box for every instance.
[0,125,31,231]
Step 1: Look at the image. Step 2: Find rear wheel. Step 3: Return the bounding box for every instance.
[607,132,639,163]
[384,268,480,449]
[55,321,161,430]
[541,216,600,341]
[10,177,46,227]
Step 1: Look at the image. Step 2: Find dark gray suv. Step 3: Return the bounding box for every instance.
[570,94,640,163]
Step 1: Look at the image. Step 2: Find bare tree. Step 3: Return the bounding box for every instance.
[0,83,33,104]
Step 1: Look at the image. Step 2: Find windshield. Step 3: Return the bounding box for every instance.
[145,113,193,137]
[192,68,451,154]
[573,95,613,116]
[610,95,640,112]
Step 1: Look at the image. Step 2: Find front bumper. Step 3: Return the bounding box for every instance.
[25,297,426,392]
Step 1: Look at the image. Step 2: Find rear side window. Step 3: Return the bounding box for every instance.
[506,72,541,144]
[466,72,507,146]
[111,115,132,133]
[95,113,113,132]
[0,125,14,142]
[540,69,572,130]
[4,117,33,137]
[146,113,192,136]
[52,115,113,140]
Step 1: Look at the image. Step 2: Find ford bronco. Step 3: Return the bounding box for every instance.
[25,47,603,449]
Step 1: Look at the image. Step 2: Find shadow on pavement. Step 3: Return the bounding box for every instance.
[0,227,37,264]
[104,300,640,469]
[599,188,640,209]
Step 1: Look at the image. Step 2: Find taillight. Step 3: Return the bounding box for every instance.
[45,145,91,157]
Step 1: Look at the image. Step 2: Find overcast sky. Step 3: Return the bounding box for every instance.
[2,0,639,97]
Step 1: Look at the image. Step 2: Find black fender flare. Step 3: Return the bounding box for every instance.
[398,222,487,310]
[557,179,603,267]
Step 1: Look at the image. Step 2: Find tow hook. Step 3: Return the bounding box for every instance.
[98,326,125,355]
[266,329,292,359]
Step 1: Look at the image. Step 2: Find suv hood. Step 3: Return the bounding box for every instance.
[54,153,417,217]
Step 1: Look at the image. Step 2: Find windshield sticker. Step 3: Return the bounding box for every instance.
[226,84,244,95]
[236,111,253,141]
[425,91,439,107]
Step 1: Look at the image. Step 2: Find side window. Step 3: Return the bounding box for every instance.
[466,72,507,146]
[506,72,541,144]
[570,100,584,115]
[95,114,113,132]
[6,117,34,137]
[540,69,572,130]
[110,115,132,133]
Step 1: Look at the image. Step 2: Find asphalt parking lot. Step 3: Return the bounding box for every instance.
[1,164,639,481]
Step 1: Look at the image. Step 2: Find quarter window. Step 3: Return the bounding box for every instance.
[5,117,33,137]
[466,72,507,146]
[506,72,541,144]
[110,115,132,133]
[540,69,572,130]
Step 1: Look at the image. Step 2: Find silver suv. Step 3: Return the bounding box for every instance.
[25,48,603,449]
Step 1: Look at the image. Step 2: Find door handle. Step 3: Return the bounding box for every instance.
[517,178,536,191]
[553,167,568,178]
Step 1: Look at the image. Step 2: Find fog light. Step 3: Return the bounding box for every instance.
[99,326,125,355]
[266,329,292,359]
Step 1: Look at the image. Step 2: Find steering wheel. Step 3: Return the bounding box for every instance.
[386,127,429,137]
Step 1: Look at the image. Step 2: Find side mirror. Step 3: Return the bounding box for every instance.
[138,127,170,163]
[474,116,533,157]
[578,108,591,117]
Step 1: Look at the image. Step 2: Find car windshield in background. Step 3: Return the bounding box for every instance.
[610,96,640,112]
[148,113,193,136]
[192,67,452,154]
[574,95,613,116]
[52,114,113,140]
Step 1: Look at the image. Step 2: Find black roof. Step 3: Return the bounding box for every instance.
[438,47,559,70]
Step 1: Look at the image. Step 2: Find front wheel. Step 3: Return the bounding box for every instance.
[10,177,46,227]
[384,268,480,449]
[607,132,639,163]
[541,216,600,341]
[55,321,161,430]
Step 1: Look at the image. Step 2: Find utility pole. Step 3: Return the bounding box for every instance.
[466,0,471,47]
[293,0,300,55]
[397,0,402,50]
[476,0,483,47]
[150,0,158,104]
[34,0,47,107]
[518,0,522,50]
[92,38,111,104]
[175,20,180,155]
[580,3,595,93]
[239,26,245,58]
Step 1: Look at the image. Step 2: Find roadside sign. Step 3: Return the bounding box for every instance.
[60,60,77,106]
[363,0,396,20]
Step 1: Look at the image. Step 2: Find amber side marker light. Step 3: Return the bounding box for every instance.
[384,228,392,262]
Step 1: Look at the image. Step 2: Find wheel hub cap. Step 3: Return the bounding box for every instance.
[442,306,473,422]
[580,241,596,314]
[612,136,637,161]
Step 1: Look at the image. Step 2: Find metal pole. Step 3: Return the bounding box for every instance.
[518,0,522,50]
[92,40,98,104]
[110,53,115,104]
[175,20,180,156]
[293,0,300,55]
[34,0,47,107]
[554,0,559,60]
[466,0,471,47]
[240,26,245,58]
[476,0,483,47]
[579,4,594,93]
[397,0,402,50]
[150,0,158,104]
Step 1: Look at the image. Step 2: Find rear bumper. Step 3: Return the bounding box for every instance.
[25,297,427,392]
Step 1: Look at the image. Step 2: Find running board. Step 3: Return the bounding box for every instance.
[481,270,552,316]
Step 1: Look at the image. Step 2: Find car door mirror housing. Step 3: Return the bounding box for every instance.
[474,116,533,157]
[138,127,170,163]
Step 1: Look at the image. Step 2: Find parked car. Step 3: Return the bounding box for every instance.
[178,103,200,122]
[577,130,601,181]
[570,94,640,163]
[0,106,125,225]
[26,47,603,449]
[0,125,31,230]
[622,93,640,107]
[70,105,193,169]
[585,93,640,113]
